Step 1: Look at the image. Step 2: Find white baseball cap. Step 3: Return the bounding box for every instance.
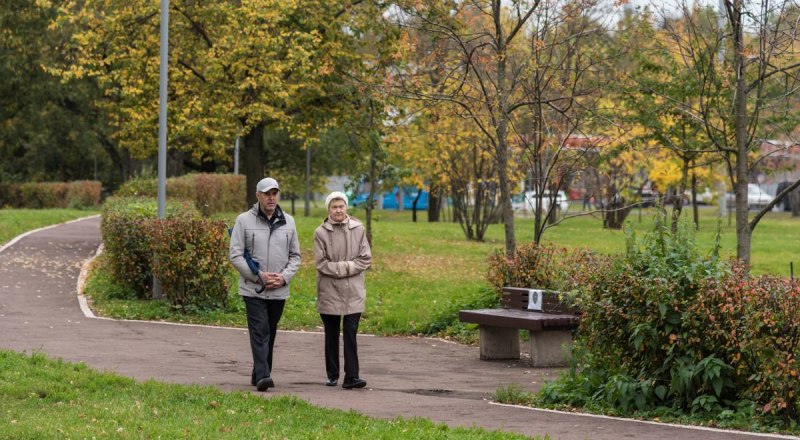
[256,177,280,193]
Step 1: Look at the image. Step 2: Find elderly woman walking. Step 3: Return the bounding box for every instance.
[313,191,372,389]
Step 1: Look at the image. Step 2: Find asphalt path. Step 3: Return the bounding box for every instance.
[0,216,791,439]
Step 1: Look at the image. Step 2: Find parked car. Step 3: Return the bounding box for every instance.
[512,190,570,214]
[639,188,658,207]
[724,183,773,210]
[683,187,714,205]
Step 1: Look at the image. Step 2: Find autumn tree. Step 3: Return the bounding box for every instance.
[391,0,540,254]
[512,2,612,243]
[392,0,621,253]
[571,10,657,231]
[650,0,800,267]
[338,95,394,245]
[617,9,722,232]
[56,0,378,204]
[1,0,114,186]
[384,111,444,223]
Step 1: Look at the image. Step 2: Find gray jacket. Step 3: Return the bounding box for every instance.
[229,203,301,299]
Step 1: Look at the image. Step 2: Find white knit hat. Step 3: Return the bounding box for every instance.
[325,191,349,209]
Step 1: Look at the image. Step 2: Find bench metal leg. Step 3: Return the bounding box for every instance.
[479,326,520,360]
[528,330,572,367]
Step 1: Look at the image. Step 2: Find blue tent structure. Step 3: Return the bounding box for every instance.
[351,187,429,210]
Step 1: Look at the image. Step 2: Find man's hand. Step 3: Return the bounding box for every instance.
[260,272,285,289]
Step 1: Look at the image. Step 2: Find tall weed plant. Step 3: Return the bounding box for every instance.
[543,212,733,413]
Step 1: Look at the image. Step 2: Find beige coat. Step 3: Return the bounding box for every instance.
[314,216,372,315]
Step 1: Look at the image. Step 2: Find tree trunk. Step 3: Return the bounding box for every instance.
[427,184,441,222]
[670,158,689,234]
[604,197,632,230]
[730,2,752,267]
[97,133,126,183]
[244,122,265,207]
[122,150,143,182]
[168,150,184,177]
[495,18,515,257]
[691,169,699,230]
[411,188,422,222]
[364,148,378,247]
[603,183,631,229]
[791,188,800,216]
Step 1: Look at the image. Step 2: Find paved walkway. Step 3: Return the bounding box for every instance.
[0,216,791,439]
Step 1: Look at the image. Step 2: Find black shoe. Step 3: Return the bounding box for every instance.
[256,377,274,392]
[325,377,338,387]
[342,378,367,389]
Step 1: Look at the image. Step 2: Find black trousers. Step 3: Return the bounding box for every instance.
[243,296,285,384]
[320,313,361,381]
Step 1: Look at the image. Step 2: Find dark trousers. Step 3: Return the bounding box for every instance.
[243,296,285,384]
[320,313,361,381]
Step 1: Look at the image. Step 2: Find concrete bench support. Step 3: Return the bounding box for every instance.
[479,326,520,360]
[459,308,579,367]
[529,329,572,367]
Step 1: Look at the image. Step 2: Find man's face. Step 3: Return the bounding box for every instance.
[328,199,347,223]
[257,189,280,215]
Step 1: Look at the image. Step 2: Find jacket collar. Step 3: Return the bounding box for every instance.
[322,216,362,231]
[251,202,286,230]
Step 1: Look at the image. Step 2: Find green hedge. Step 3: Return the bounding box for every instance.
[116,173,245,216]
[150,219,230,310]
[689,264,800,419]
[0,181,101,209]
[101,197,201,299]
[528,213,800,425]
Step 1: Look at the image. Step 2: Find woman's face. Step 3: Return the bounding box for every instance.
[328,199,348,223]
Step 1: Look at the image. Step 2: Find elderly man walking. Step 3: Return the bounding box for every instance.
[229,177,301,391]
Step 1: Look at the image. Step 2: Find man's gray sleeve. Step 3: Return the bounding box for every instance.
[229,218,259,283]
[281,226,301,283]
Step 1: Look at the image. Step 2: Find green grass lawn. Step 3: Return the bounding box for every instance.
[0,350,532,439]
[0,208,100,245]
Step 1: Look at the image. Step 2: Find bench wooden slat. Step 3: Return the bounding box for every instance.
[458,308,579,332]
[502,287,575,314]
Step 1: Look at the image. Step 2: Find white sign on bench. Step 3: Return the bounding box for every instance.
[527,289,543,311]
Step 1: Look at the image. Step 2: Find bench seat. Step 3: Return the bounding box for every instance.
[459,308,580,367]
[458,308,579,331]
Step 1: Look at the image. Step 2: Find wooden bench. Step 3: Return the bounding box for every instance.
[458,287,580,367]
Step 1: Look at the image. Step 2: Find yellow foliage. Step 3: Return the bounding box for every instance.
[53,0,379,161]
